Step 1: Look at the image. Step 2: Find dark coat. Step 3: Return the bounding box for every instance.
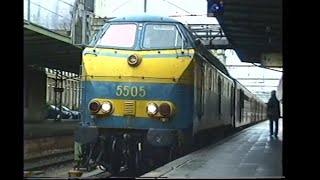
[267,96,280,119]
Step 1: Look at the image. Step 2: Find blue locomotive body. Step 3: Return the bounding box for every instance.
[74,15,267,175]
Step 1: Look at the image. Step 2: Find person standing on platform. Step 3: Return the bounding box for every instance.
[267,90,281,137]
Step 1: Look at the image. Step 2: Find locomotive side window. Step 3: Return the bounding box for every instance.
[143,24,183,49]
[196,63,205,119]
[96,24,137,48]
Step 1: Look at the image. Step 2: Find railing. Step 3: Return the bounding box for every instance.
[45,68,81,111]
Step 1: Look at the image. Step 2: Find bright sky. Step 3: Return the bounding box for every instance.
[95,0,206,16]
[94,0,218,24]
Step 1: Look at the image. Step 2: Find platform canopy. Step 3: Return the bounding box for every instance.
[24,21,82,73]
[215,0,282,65]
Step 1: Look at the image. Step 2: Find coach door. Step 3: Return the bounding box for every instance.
[230,84,235,126]
[238,89,243,123]
[218,77,222,119]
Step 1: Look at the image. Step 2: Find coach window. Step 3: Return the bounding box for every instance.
[143,24,185,49]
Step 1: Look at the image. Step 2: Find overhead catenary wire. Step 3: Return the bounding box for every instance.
[162,0,193,15]
[57,0,74,7]
[111,0,132,13]
[169,14,207,17]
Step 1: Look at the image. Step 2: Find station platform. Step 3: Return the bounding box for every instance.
[141,119,283,178]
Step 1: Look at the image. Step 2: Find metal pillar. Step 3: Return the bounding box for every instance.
[144,0,147,13]
[54,70,59,121]
[27,0,31,21]
[59,70,63,121]
[82,9,86,45]
[53,70,64,121]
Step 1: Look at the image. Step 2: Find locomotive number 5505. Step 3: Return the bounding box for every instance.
[115,85,146,97]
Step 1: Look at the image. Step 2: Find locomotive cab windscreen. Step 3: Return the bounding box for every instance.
[142,24,185,50]
[89,22,189,50]
[91,23,138,49]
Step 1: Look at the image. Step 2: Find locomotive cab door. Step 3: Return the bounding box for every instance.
[196,62,205,119]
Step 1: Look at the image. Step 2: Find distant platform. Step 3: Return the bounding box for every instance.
[141,119,283,178]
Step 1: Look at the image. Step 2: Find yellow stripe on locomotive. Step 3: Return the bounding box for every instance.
[82,48,195,85]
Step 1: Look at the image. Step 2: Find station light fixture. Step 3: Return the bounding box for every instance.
[207,0,224,17]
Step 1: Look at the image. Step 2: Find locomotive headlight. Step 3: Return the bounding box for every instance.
[128,54,142,67]
[159,103,172,117]
[147,103,158,116]
[128,55,137,64]
[101,101,113,114]
[89,101,101,113]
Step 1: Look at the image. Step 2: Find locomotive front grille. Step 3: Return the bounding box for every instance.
[123,100,136,116]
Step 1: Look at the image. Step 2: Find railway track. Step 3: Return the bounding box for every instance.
[24,149,74,172]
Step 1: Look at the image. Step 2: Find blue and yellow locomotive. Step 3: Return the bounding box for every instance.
[74,15,266,175]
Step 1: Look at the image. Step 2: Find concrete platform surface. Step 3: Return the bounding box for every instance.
[141,119,283,178]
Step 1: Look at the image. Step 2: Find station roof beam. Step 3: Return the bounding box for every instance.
[215,0,282,67]
[187,24,232,50]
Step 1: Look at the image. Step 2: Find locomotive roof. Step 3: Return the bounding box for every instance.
[109,14,180,23]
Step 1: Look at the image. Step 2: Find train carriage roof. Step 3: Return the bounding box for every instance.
[108,14,180,23]
[234,78,265,104]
